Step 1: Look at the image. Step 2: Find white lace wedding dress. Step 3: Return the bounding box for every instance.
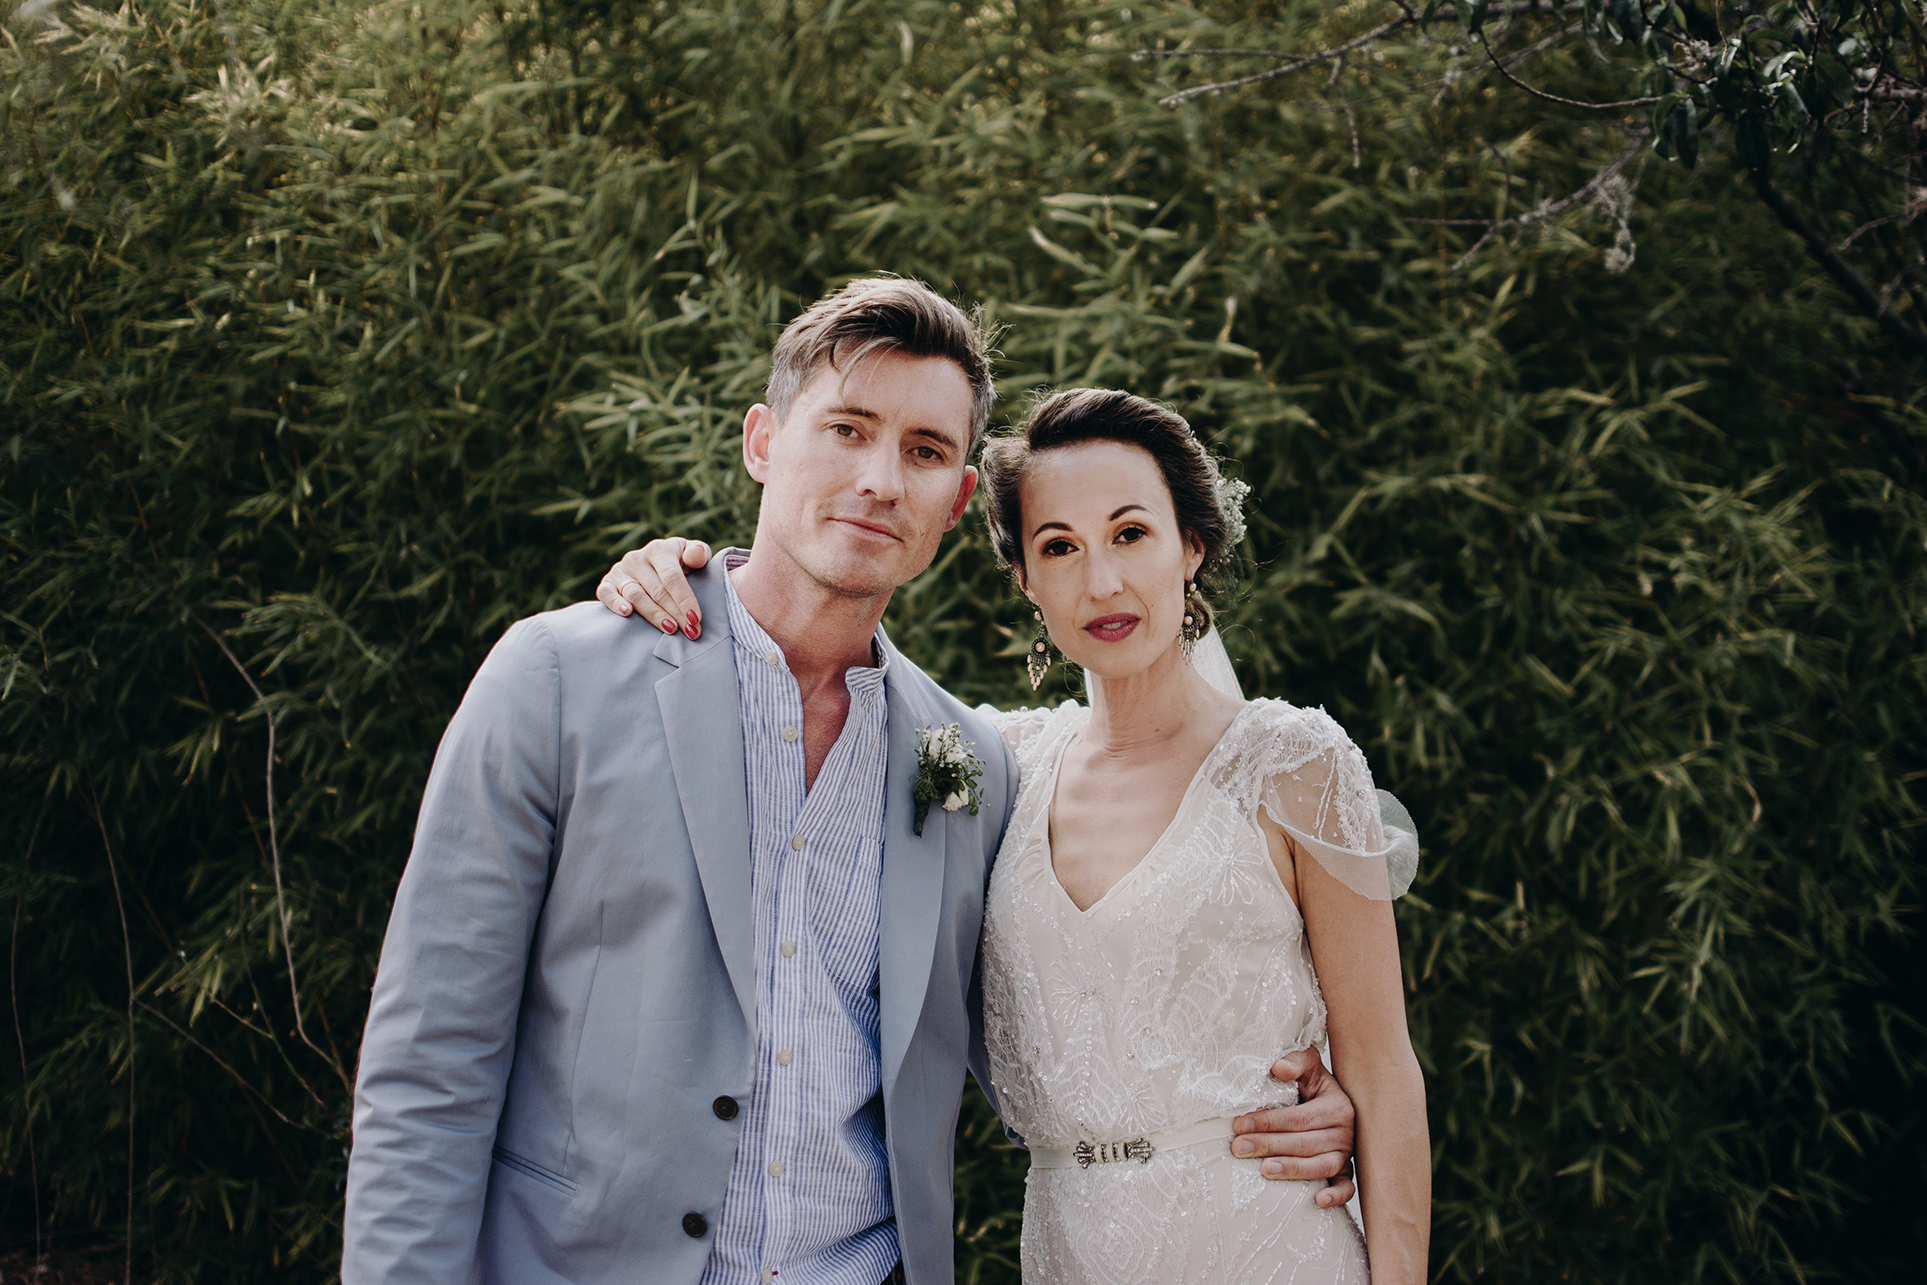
[980,695,1411,1284]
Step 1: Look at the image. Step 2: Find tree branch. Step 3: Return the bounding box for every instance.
[1145,16,1586,113]
[1748,168,1927,357]
[1861,79,1926,105]
[1152,17,1418,105]
[10,799,49,1272]
[192,614,353,1095]
[134,1002,316,1130]
[1482,31,1659,109]
[87,786,136,1285]
[1404,127,1650,269]
[1134,47,1331,60]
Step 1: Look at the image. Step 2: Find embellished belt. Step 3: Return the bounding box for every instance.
[1027,1117,1237,1170]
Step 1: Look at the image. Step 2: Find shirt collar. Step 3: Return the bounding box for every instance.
[721,550,890,697]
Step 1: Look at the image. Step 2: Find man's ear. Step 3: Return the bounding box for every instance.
[742,404,777,483]
[944,465,980,531]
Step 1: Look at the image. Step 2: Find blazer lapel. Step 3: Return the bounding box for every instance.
[877,642,948,1098]
[655,560,758,1029]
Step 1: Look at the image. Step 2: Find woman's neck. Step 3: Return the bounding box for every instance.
[1082,645,1242,758]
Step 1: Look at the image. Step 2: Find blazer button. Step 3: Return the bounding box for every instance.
[682,1212,708,1238]
[712,1095,739,1121]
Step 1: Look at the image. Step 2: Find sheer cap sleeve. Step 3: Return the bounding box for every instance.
[979,701,1082,766]
[1235,701,1420,901]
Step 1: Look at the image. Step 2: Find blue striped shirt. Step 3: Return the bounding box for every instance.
[701,557,899,1285]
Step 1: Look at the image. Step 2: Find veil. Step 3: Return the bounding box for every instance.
[1092,626,1421,899]
[1190,624,1245,703]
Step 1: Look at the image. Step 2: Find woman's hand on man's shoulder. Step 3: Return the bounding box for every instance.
[598,538,712,637]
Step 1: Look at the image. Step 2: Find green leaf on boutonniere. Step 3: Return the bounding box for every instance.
[912,722,985,836]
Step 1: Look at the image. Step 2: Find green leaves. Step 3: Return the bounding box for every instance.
[1652,95,1699,169]
[1,0,1922,1282]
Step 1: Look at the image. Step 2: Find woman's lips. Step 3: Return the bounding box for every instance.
[1083,614,1140,643]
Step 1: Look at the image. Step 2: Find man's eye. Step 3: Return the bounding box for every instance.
[912,445,942,462]
[832,423,859,437]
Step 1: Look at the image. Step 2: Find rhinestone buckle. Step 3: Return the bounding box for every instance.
[1073,1136,1156,1168]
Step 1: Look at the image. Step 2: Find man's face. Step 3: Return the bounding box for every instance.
[743,349,979,600]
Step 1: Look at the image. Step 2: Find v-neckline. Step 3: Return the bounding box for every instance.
[1040,702,1257,920]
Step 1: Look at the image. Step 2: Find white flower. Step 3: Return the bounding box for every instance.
[912,721,984,834]
[1215,476,1251,549]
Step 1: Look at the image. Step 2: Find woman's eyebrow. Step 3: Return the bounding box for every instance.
[1031,504,1152,540]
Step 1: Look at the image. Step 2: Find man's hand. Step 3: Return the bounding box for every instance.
[597,543,1361,1206]
[597,538,712,637]
[1231,1048,1357,1206]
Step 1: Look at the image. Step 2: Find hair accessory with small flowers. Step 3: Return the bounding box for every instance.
[912,723,985,837]
[1215,475,1251,550]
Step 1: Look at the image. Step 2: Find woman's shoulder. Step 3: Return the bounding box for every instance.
[1223,697,1363,772]
[1224,699,1417,899]
[979,699,1086,766]
[1211,698,1375,820]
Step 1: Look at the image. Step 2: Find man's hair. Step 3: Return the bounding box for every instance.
[766,277,997,452]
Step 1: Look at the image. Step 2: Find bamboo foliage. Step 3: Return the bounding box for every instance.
[2,0,1922,1281]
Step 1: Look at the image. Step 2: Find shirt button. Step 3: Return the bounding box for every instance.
[764,648,780,666]
[768,1160,784,1178]
[681,1211,708,1238]
[782,724,799,742]
[761,1270,776,1284]
[791,833,805,851]
[781,941,796,958]
[712,1095,738,1120]
[777,1048,793,1067]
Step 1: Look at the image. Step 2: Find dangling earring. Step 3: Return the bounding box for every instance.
[1026,609,1053,691]
[1179,580,1202,663]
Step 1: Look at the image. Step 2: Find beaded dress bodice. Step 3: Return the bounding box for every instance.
[980,699,1376,1284]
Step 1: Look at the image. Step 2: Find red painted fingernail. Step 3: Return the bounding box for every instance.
[686,612,701,639]
[661,618,676,634]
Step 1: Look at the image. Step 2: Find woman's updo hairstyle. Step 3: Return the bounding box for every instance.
[980,388,1241,635]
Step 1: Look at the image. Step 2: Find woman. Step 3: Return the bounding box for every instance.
[597,389,1429,1283]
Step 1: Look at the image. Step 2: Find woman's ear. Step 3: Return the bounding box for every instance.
[1013,564,1033,599]
[1186,535,1207,583]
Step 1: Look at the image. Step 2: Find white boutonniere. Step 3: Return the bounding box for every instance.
[912,722,985,837]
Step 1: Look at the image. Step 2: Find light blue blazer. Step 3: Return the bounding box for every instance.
[343,558,1019,1285]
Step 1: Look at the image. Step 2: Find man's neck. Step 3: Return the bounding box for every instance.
[728,547,889,690]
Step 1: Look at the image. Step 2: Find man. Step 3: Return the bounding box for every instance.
[344,278,1356,1285]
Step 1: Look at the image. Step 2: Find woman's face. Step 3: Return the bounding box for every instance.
[1017,440,1204,681]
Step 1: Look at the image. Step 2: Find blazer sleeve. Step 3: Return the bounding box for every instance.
[342,617,562,1284]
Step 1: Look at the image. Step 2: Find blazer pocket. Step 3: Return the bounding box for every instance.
[492,1145,580,1196]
